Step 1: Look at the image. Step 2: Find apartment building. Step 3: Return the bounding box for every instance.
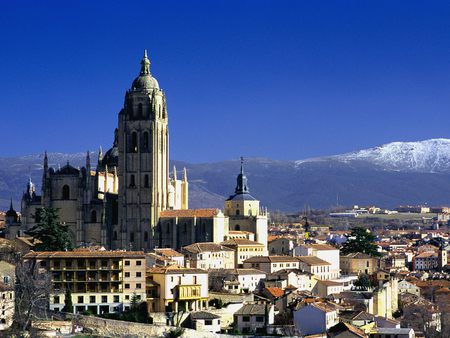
[221,238,267,267]
[297,256,332,280]
[242,255,300,274]
[147,265,208,313]
[23,250,146,314]
[294,244,340,279]
[182,242,235,269]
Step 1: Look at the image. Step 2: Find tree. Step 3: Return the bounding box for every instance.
[341,227,381,257]
[63,287,73,313]
[14,259,51,332]
[353,274,372,290]
[27,207,73,251]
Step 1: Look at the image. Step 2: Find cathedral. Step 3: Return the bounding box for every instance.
[13,51,267,252]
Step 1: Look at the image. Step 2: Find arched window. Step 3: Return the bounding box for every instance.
[235,224,241,231]
[131,132,138,152]
[62,185,70,200]
[143,131,149,151]
[90,210,97,223]
[113,231,118,240]
[130,232,134,242]
[129,175,135,187]
[236,209,240,216]
[144,231,148,242]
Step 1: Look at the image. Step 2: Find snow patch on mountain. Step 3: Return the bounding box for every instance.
[296,139,450,173]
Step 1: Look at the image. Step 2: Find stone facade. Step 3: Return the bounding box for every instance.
[17,52,188,250]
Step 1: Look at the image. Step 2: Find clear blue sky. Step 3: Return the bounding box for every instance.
[2,1,450,162]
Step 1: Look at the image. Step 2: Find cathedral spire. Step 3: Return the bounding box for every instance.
[98,146,103,163]
[140,49,151,75]
[86,151,91,168]
[235,156,249,194]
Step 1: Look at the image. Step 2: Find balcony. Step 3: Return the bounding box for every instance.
[175,284,202,300]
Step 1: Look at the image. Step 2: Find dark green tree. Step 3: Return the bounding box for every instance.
[27,207,73,251]
[63,287,73,313]
[341,227,380,257]
[353,274,372,290]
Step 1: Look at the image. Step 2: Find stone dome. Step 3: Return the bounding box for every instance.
[132,74,159,91]
[131,50,159,91]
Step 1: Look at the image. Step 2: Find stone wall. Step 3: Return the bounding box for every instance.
[69,314,221,338]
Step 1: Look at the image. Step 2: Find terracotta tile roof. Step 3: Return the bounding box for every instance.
[297,256,331,266]
[243,255,299,263]
[221,238,265,247]
[147,265,207,275]
[303,244,338,251]
[154,248,184,257]
[265,287,284,298]
[228,230,253,235]
[310,302,338,313]
[23,250,145,259]
[182,242,234,254]
[159,208,220,218]
[318,280,343,286]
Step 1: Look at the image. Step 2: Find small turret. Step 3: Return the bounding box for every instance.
[183,167,188,182]
[98,146,103,164]
[173,165,177,181]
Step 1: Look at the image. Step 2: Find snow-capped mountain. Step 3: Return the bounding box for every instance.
[3,138,450,211]
[296,139,450,173]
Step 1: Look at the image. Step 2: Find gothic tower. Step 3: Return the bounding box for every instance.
[118,50,169,250]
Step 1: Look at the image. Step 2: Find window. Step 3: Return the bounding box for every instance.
[144,174,149,188]
[90,296,96,303]
[136,283,142,289]
[125,261,130,266]
[129,174,135,187]
[131,132,138,152]
[78,296,84,303]
[144,231,148,242]
[62,185,70,200]
[235,224,240,231]
[125,295,130,300]
[113,295,119,303]
[40,260,47,267]
[54,296,60,304]
[256,316,264,322]
[138,103,143,117]
[136,272,142,277]
[125,272,130,278]
[113,231,118,240]
[236,209,240,216]
[90,210,97,223]
[130,232,134,242]
[101,296,107,303]
[125,283,130,289]
[143,131,149,151]
[136,260,142,266]
[205,320,212,325]
[242,316,250,322]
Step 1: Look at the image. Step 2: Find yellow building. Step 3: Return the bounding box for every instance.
[221,238,267,267]
[23,249,147,314]
[146,266,209,313]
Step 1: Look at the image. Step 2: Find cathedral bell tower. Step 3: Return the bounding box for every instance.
[117,50,169,250]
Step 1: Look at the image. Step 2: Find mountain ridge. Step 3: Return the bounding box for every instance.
[2,138,450,212]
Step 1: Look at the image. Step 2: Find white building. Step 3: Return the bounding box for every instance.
[242,256,300,274]
[293,302,338,336]
[182,242,235,269]
[294,244,340,279]
[209,268,266,294]
[297,256,333,280]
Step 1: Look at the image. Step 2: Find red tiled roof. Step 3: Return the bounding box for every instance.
[159,208,220,218]
[265,287,284,298]
[24,250,145,259]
